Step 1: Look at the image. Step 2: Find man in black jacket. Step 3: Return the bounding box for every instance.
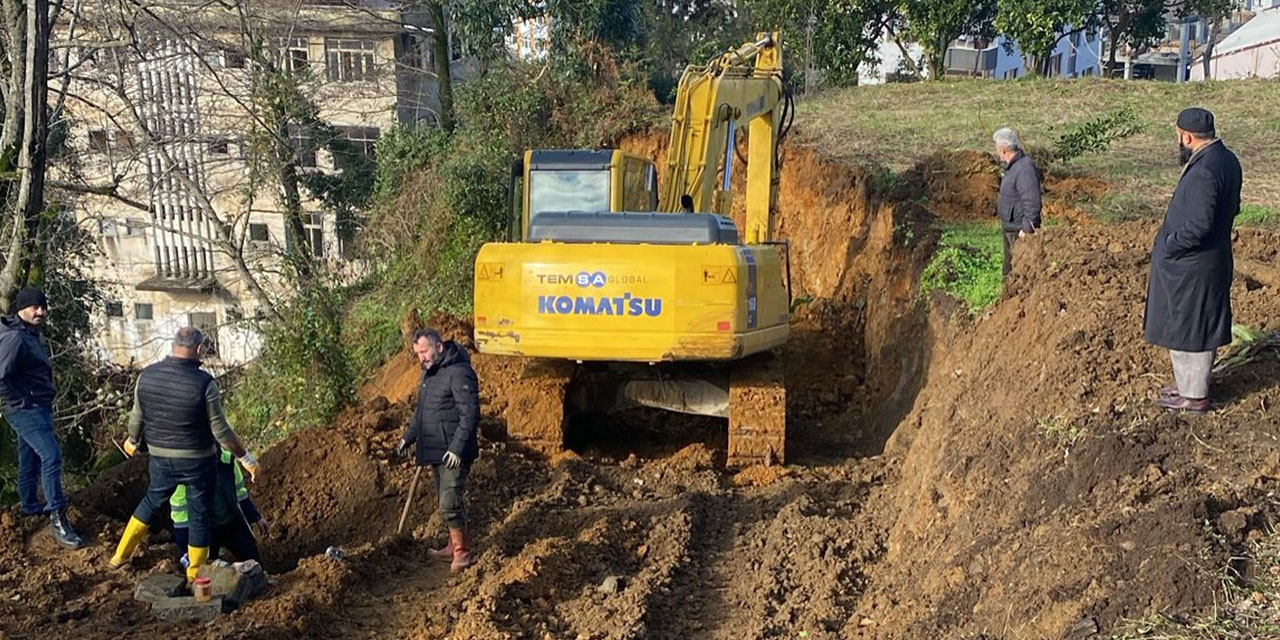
[0,288,84,549]
[994,127,1043,277]
[110,327,260,584]
[397,328,480,572]
[1144,107,1242,414]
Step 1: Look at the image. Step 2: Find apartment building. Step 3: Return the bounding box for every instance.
[61,1,466,371]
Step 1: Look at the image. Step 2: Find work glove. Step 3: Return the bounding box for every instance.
[239,452,260,483]
[395,439,411,458]
[443,451,462,470]
[122,438,139,458]
[253,517,270,539]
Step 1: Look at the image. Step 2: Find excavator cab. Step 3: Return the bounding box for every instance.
[508,150,659,241]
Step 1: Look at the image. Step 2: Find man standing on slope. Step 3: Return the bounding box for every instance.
[1145,107,1241,414]
[111,327,261,584]
[993,127,1043,277]
[0,288,85,549]
[396,328,480,573]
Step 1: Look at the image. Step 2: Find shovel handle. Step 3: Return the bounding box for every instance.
[396,466,423,535]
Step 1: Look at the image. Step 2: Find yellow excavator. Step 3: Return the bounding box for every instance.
[473,33,792,466]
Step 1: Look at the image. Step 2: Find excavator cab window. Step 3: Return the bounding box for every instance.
[529,169,610,218]
[621,158,656,211]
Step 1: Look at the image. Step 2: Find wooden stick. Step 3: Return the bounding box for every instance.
[397,466,423,536]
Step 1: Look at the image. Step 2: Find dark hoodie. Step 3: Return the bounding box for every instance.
[404,341,480,466]
[0,315,56,412]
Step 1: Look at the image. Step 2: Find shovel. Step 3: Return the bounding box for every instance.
[396,466,423,536]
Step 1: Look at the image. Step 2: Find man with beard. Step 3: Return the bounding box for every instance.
[1144,107,1242,413]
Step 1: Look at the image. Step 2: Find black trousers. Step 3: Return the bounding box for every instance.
[1002,231,1020,277]
[134,455,217,547]
[174,516,260,563]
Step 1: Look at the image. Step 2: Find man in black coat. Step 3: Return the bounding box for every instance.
[397,328,480,572]
[993,127,1043,277]
[1144,107,1242,414]
[0,288,84,549]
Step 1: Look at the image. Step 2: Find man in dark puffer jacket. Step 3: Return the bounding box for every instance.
[397,328,480,572]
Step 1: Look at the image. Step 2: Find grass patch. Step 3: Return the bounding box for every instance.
[1236,204,1278,227]
[798,78,1280,220]
[919,221,1004,313]
[1036,414,1086,449]
[1111,530,1280,639]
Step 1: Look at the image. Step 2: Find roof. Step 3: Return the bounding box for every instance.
[1215,8,1280,56]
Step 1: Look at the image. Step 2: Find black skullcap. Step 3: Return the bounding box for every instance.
[13,288,47,312]
[1176,107,1215,135]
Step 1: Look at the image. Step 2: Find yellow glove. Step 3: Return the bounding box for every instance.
[238,453,260,483]
[122,438,139,458]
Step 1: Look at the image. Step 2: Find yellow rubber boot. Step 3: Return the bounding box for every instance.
[186,545,209,583]
[109,517,149,568]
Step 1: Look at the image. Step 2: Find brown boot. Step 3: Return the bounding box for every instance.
[449,528,473,573]
[428,539,454,562]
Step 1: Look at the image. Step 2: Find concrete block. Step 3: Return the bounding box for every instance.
[150,595,224,622]
[134,574,186,604]
[196,560,268,606]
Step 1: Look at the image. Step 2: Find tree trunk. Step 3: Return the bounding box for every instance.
[1201,20,1217,79]
[1107,29,1120,77]
[426,1,454,133]
[0,0,49,308]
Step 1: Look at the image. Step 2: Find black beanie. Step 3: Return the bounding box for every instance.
[1176,107,1215,136]
[13,288,47,312]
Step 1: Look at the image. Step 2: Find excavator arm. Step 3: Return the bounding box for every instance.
[661,32,785,245]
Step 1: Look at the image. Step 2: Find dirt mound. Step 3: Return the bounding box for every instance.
[857,222,1280,639]
[3,134,1278,640]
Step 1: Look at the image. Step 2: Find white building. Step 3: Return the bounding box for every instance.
[1191,5,1280,80]
[862,28,1106,84]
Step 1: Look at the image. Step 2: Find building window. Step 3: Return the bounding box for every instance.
[124,218,147,237]
[281,37,310,72]
[223,48,246,69]
[88,129,109,153]
[1003,68,1019,79]
[401,34,433,70]
[288,125,317,168]
[448,29,464,62]
[305,213,324,258]
[99,219,118,236]
[335,126,380,160]
[325,38,376,82]
[135,303,154,320]
[106,301,124,317]
[208,139,230,155]
[188,311,218,356]
[248,222,269,243]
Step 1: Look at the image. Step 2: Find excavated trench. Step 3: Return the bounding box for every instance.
[3,139,1280,640]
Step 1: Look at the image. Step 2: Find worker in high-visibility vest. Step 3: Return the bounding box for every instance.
[171,448,268,566]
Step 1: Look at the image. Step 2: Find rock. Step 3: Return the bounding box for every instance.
[196,560,269,606]
[1066,616,1099,639]
[597,576,623,595]
[577,495,589,507]
[1217,510,1249,538]
[150,595,225,622]
[134,574,187,604]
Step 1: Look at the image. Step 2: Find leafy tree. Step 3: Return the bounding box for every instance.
[995,0,1100,76]
[899,0,997,79]
[1100,0,1167,76]
[747,0,895,88]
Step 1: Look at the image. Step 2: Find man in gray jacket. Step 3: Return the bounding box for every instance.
[994,127,1043,276]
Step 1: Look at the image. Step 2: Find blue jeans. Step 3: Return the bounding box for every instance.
[5,406,66,514]
[134,455,217,548]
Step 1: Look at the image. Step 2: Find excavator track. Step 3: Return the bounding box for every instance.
[504,358,575,455]
[727,352,786,467]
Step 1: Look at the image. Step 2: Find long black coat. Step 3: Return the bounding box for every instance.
[404,341,480,466]
[1144,140,1242,352]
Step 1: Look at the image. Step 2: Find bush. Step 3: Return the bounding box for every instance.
[1054,106,1144,165]
[920,222,1005,313]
